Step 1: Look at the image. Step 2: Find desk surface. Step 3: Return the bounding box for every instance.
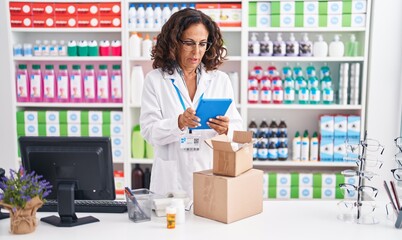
[0,201,400,240]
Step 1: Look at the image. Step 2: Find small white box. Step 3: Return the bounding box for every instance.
[299,187,313,199]
[299,173,313,187]
[257,2,270,15]
[281,1,295,14]
[334,115,347,138]
[322,174,336,187]
[328,14,342,28]
[322,187,336,199]
[347,115,361,139]
[46,124,60,136]
[345,176,358,185]
[304,1,318,14]
[111,136,124,149]
[277,173,291,186]
[67,111,81,124]
[320,115,334,138]
[89,124,102,137]
[67,123,81,136]
[111,123,123,136]
[351,14,366,27]
[110,111,123,124]
[328,1,342,14]
[334,138,347,162]
[277,186,291,199]
[304,14,318,28]
[112,147,124,161]
[257,14,271,27]
[88,111,103,124]
[46,111,59,124]
[25,124,38,136]
[352,0,367,13]
[280,14,295,27]
[320,138,334,162]
[24,111,38,124]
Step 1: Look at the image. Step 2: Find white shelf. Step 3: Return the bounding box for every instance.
[129,158,154,164]
[246,104,362,110]
[249,27,366,32]
[13,56,122,61]
[128,27,241,33]
[11,28,122,33]
[129,56,242,62]
[247,56,365,62]
[16,102,123,108]
[253,161,356,167]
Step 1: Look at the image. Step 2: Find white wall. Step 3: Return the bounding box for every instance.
[0,0,401,199]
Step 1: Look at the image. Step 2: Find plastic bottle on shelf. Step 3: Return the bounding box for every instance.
[111,40,122,56]
[272,85,283,104]
[131,65,144,105]
[70,65,83,102]
[260,33,273,56]
[13,43,22,57]
[299,33,313,57]
[16,64,29,102]
[143,168,151,189]
[248,119,258,140]
[283,86,295,104]
[88,40,99,56]
[273,33,286,56]
[292,131,301,161]
[78,40,88,57]
[278,119,287,134]
[131,164,144,189]
[58,40,67,56]
[171,3,179,15]
[23,43,32,57]
[33,40,41,56]
[49,40,58,56]
[153,3,162,29]
[97,65,109,103]
[41,40,50,56]
[136,4,145,29]
[57,65,69,102]
[278,141,288,161]
[313,35,328,57]
[67,40,77,56]
[247,75,259,103]
[110,64,122,103]
[189,3,195,9]
[128,3,137,29]
[301,130,310,161]
[310,132,319,161]
[43,64,56,102]
[170,199,185,224]
[286,33,299,56]
[282,65,292,79]
[162,3,171,24]
[180,3,187,10]
[329,34,344,57]
[306,65,316,78]
[260,81,272,104]
[322,87,334,104]
[309,87,321,104]
[30,64,42,102]
[346,34,359,57]
[269,119,278,138]
[84,64,96,102]
[259,119,269,135]
[145,3,154,29]
[248,33,260,56]
[257,143,268,161]
[268,142,278,161]
[129,32,142,58]
[320,70,332,90]
[142,34,153,58]
[298,87,309,104]
[338,63,349,105]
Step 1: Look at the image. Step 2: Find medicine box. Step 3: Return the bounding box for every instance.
[343,0,367,14]
[31,2,54,16]
[205,131,253,177]
[111,123,123,136]
[304,14,319,28]
[46,124,60,136]
[219,3,242,27]
[196,3,220,23]
[193,169,263,224]
[114,170,125,196]
[46,111,59,124]
[334,115,347,138]
[54,15,77,28]
[76,3,99,16]
[299,173,313,187]
[334,138,347,162]
[67,110,82,124]
[327,1,343,14]
[9,2,32,16]
[249,2,271,15]
[276,173,291,187]
[299,187,313,199]
[271,1,295,15]
[347,115,361,139]
[77,16,99,28]
[327,14,342,27]
[53,3,77,16]
[98,15,121,28]
[112,147,124,161]
[320,115,334,138]
[98,2,121,16]
[10,16,32,28]
[89,123,103,136]
[276,186,291,199]
[344,13,366,27]
[321,173,336,187]
[111,111,123,124]
[67,123,81,136]
[111,136,124,149]
[321,187,336,199]
[304,1,319,14]
[320,138,333,162]
[89,111,103,124]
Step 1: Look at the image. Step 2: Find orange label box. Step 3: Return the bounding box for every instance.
[77,15,99,28]
[76,3,99,16]
[99,16,121,28]
[219,3,242,27]
[99,2,121,16]
[10,15,32,28]
[54,15,77,28]
[31,2,54,16]
[54,3,77,16]
[9,2,32,16]
[32,15,54,28]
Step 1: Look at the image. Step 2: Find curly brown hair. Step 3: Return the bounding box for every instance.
[151,8,227,75]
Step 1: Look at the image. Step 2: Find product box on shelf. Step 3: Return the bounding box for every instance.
[271,14,295,28]
[32,15,54,28]
[196,3,220,23]
[249,1,270,15]
[249,14,271,28]
[114,170,125,196]
[193,169,263,224]
[99,15,121,27]
[54,15,77,28]
[343,13,366,27]
[218,3,242,27]
[10,15,32,28]
[333,138,347,162]
[66,123,81,136]
[77,15,99,28]
[327,14,342,28]
[54,3,77,16]
[303,14,319,27]
[271,1,296,15]
[334,115,347,139]
[320,115,334,138]
[98,2,121,16]
[320,137,334,162]
[304,1,319,14]
[9,2,32,16]
[31,2,54,16]
[343,0,367,14]
[205,131,253,177]
[76,3,99,16]
[347,115,361,140]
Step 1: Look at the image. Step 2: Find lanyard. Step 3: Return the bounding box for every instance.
[170,79,204,111]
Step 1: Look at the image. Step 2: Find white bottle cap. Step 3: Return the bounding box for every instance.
[166,206,177,214]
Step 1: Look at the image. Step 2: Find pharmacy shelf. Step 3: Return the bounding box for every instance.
[128,56,242,61]
[10,0,120,2]
[128,27,242,33]
[253,161,356,167]
[247,56,365,62]
[16,102,124,108]
[11,28,122,33]
[246,104,363,110]
[13,56,123,61]
[249,27,366,32]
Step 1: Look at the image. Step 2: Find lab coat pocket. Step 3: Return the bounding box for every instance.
[150,157,178,195]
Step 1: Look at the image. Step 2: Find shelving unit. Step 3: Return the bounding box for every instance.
[6,0,372,197]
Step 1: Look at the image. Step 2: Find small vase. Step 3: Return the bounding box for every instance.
[0,196,43,234]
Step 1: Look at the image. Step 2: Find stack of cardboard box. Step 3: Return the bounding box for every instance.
[193,131,263,224]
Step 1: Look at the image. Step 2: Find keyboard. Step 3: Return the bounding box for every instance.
[38,200,127,213]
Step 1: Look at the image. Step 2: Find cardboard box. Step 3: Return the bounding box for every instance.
[99,15,121,28]
[32,15,54,28]
[205,131,253,177]
[32,3,54,16]
[54,15,77,28]
[54,3,76,16]
[99,2,121,16]
[219,3,242,27]
[9,2,32,16]
[193,169,263,224]
[76,3,99,16]
[10,15,32,28]
[77,15,99,28]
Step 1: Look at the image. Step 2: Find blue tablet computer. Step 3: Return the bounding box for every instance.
[192,98,232,130]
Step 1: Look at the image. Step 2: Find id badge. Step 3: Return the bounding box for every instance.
[180,133,201,151]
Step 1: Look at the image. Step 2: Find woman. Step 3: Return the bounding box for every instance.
[140,8,242,198]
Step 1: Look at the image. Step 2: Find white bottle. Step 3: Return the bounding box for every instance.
[299,33,313,57]
[131,65,144,105]
[136,4,145,29]
[300,130,310,161]
[260,33,273,56]
[189,3,195,9]
[329,34,344,57]
[162,3,171,24]
[273,33,286,56]
[228,72,239,104]
[41,40,50,56]
[145,3,154,29]
[286,33,299,56]
[292,131,301,161]
[170,199,185,224]
[153,3,162,29]
[58,40,67,56]
[310,132,319,161]
[142,34,153,58]
[171,3,179,15]
[33,40,42,56]
[313,35,328,57]
[50,40,58,56]
[129,32,142,58]
[128,3,137,29]
[180,3,187,10]
[248,33,260,56]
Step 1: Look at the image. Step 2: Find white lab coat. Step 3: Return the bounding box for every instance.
[140,66,243,198]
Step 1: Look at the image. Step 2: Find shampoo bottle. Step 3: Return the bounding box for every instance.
[329,34,344,57]
[286,33,299,56]
[301,130,310,161]
[260,33,273,56]
[346,34,359,56]
[299,33,313,57]
[310,132,319,161]
[313,35,328,57]
[273,33,286,56]
[292,131,301,161]
[248,33,260,56]
[142,33,153,58]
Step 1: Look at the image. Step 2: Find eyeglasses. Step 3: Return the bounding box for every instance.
[339,183,378,199]
[391,168,402,181]
[337,200,378,224]
[345,138,385,155]
[395,137,402,152]
[341,169,377,181]
[343,154,383,169]
[179,40,212,52]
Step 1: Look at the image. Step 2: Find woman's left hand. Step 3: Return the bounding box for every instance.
[207,116,229,135]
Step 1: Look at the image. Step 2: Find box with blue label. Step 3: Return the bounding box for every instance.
[320,138,333,162]
[327,14,342,28]
[304,1,319,14]
[111,123,124,136]
[46,124,60,136]
[67,110,82,124]
[320,115,334,138]
[299,186,313,199]
[271,1,295,15]
[111,136,124,149]
[67,123,81,136]
[45,111,60,124]
[334,138,347,162]
[112,147,124,162]
[347,115,361,139]
[334,115,347,138]
[299,173,313,187]
[110,111,123,124]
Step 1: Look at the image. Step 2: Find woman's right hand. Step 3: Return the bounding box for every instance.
[178,107,200,130]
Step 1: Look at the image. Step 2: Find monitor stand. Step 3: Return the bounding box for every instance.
[40,182,99,227]
[0,208,9,219]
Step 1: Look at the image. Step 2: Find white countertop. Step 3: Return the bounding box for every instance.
[0,200,400,240]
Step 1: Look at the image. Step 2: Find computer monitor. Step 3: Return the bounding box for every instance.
[19,136,115,227]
